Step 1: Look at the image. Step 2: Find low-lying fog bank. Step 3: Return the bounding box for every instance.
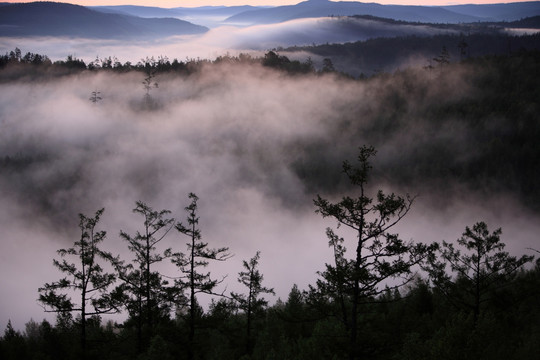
[1,57,538,331]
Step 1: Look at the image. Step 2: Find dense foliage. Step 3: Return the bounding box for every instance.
[1,250,538,359]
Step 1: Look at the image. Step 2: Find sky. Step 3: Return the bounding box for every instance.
[1,0,536,8]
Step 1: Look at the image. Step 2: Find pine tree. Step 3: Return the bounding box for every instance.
[114,201,175,353]
[231,251,275,355]
[38,209,122,359]
[173,193,231,360]
[427,221,534,322]
[312,145,433,359]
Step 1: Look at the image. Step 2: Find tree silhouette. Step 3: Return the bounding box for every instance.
[38,209,122,359]
[312,145,433,360]
[433,45,450,70]
[427,221,534,322]
[114,201,175,353]
[322,58,335,73]
[89,90,102,104]
[231,251,275,355]
[173,193,231,360]
[140,57,159,109]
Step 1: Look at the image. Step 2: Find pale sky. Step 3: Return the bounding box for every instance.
[1,0,535,8]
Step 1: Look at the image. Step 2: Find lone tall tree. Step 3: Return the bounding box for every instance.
[38,209,122,359]
[173,193,231,360]
[313,145,431,360]
[231,251,275,355]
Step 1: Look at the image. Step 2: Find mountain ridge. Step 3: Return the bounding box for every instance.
[0,2,208,38]
[2,1,539,41]
[224,0,540,25]
[89,4,270,28]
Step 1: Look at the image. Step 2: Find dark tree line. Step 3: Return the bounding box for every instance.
[1,147,538,360]
[0,47,51,66]
[0,48,318,79]
[3,30,540,79]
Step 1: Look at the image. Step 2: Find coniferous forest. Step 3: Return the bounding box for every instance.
[1,40,540,360]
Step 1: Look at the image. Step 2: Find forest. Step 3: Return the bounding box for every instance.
[1,41,540,359]
[0,148,538,360]
[283,30,540,76]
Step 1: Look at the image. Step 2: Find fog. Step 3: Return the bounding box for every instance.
[0,17,456,64]
[1,45,538,332]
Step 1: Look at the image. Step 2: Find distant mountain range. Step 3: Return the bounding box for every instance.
[442,2,540,21]
[1,1,539,40]
[224,0,540,25]
[0,2,208,38]
[88,1,540,27]
[90,4,267,28]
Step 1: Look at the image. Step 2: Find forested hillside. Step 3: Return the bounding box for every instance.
[224,0,540,25]
[1,46,539,359]
[1,44,540,211]
[285,30,540,75]
[0,2,208,38]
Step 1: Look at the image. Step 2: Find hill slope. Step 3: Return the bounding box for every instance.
[225,0,540,25]
[91,4,264,28]
[0,2,208,38]
[225,0,482,25]
[443,1,540,21]
[220,16,461,50]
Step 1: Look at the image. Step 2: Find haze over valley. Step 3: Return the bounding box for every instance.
[2,1,540,73]
[1,1,540,359]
